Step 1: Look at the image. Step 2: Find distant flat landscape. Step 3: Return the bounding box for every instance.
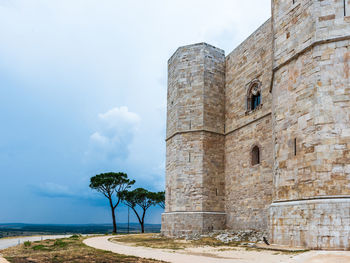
[0,223,161,238]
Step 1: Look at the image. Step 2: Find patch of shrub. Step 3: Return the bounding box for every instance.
[23,241,31,247]
[32,245,50,251]
[53,239,68,248]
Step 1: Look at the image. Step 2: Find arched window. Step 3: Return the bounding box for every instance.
[252,146,260,166]
[247,80,262,112]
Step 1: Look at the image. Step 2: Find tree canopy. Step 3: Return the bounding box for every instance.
[89,172,135,233]
[120,188,157,233]
[152,191,165,209]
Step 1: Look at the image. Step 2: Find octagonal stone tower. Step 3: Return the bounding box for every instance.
[270,0,350,249]
[161,43,226,236]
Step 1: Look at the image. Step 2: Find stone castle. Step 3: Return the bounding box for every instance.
[161,0,350,249]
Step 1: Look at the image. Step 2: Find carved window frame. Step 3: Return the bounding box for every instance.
[246,79,262,113]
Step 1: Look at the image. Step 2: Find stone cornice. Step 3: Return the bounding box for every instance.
[270,35,350,92]
[272,195,350,205]
[165,129,224,142]
[163,211,226,215]
[166,112,272,142]
[225,112,272,137]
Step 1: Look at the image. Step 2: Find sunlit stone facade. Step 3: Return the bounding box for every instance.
[162,0,350,250]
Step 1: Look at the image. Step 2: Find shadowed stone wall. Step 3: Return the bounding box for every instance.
[224,20,273,231]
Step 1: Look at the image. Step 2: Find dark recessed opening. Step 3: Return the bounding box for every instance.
[252,146,260,166]
[251,92,261,111]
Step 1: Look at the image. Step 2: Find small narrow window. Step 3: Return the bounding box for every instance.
[252,146,260,166]
[293,0,295,4]
[188,152,191,162]
[345,0,349,16]
[189,120,191,130]
[294,138,297,156]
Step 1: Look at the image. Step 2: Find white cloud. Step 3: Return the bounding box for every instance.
[86,106,140,162]
[98,106,140,133]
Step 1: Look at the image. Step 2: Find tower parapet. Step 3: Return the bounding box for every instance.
[161,43,226,236]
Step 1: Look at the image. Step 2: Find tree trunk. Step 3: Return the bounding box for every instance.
[141,222,144,233]
[109,198,117,233]
[131,207,143,234]
[141,208,146,233]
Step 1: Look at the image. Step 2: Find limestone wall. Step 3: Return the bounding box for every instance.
[161,212,226,237]
[163,0,350,248]
[272,0,350,69]
[225,116,273,231]
[225,19,273,132]
[224,20,274,231]
[271,0,350,249]
[272,47,318,201]
[314,0,350,41]
[272,8,350,203]
[270,198,350,249]
[272,0,315,68]
[166,43,225,139]
[165,132,206,212]
[162,43,226,236]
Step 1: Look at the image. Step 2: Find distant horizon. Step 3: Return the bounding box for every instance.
[0,222,161,226]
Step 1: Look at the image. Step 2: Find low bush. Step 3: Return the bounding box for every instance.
[53,239,67,248]
[23,241,31,247]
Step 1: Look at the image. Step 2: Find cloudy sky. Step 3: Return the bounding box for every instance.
[0,0,270,225]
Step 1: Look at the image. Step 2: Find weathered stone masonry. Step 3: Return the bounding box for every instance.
[162,0,350,250]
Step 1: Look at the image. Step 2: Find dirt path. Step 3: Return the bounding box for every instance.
[84,236,350,263]
[83,236,295,263]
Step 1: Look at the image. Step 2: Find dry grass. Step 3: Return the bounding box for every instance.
[1,235,164,263]
[110,234,308,256]
[110,234,243,250]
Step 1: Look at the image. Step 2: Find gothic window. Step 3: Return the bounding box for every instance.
[247,80,262,112]
[252,146,260,166]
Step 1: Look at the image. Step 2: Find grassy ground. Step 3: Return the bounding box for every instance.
[110,234,243,250]
[1,235,164,263]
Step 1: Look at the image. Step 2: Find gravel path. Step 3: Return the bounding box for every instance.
[84,236,350,263]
